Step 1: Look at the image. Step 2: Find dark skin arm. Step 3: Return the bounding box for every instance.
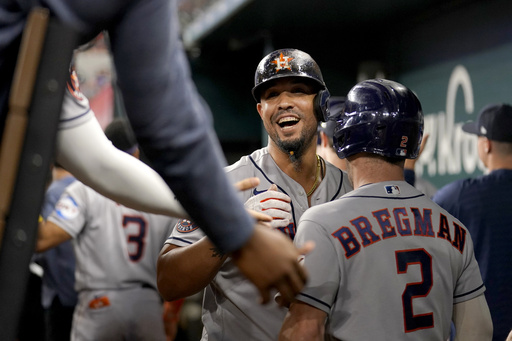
[156,177,313,304]
[157,237,227,301]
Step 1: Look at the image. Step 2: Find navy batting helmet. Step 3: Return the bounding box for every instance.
[333,79,423,159]
[252,48,330,122]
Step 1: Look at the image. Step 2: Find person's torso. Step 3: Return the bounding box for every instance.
[49,181,173,292]
[196,147,351,341]
[297,181,485,341]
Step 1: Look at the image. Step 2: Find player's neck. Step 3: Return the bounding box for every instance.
[348,155,404,189]
[486,153,512,171]
[269,143,321,191]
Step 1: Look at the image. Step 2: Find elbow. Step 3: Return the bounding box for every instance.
[156,254,187,301]
[157,271,178,301]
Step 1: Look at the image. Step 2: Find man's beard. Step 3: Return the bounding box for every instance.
[270,125,316,168]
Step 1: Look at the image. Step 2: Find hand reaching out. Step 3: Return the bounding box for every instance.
[231,225,314,306]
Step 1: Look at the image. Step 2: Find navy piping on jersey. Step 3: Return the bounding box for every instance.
[454,283,485,299]
[167,237,193,245]
[249,155,298,226]
[248,155,344,228]
[330,168,343,201]
[341,193,425,200]
[59,109,91,125]
[297,292,331,310]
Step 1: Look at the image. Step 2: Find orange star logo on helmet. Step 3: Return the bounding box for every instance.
[271,53,294,72]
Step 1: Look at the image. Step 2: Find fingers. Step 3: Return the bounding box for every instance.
[297,241,315,257]
[258,287,271,305]
[246,209,272,223]
[275,242,314,307]
[234,177,260,191]
[260,198,291,211]
[418,133,429,156]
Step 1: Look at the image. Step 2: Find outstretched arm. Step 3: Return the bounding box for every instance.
[56,117,189,219]
[156,177,272,301]
[36,220,72,253]
[157,238,227,301]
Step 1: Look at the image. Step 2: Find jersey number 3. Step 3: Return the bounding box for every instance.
[395,249,434,333]
[122,215,147,262]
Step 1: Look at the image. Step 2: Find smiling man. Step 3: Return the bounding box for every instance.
[156,48,352,340]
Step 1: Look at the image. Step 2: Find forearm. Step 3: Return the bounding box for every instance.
[157,237,227,301]
[453,294,493,341]
[279,302,325,341]
[109,0,254,252]
[36,221,72,253]
[56,118,189,219]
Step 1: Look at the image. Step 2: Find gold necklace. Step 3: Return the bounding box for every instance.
[306,155,321,197]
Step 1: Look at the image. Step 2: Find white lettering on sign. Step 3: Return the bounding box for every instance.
[415,65,485,178]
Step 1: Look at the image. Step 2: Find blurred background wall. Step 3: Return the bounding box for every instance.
[176,0,512,188]
[76,0,512,192]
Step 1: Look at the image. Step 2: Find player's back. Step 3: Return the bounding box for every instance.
[49,181,174,292]
[296,181,485,341]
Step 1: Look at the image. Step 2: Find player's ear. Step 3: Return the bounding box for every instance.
[256,103,264,119]
[484,137,491,154]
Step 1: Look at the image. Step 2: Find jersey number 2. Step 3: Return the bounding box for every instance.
[395,249,434,333]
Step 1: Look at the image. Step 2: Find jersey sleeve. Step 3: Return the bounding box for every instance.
[294,217,339,314]
[47,182,88,239]
[59,69,94,130]
[453,230,486,303]
[165,219,206,247]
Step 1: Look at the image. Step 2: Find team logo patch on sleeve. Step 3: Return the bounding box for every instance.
[384,185,400,195]
[176,220,199,233]
[55,195,80,220]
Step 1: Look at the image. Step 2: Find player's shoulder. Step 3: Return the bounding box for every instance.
[300,198,345,227]
[225,147,270,177]
[60,70,93,129]
[323,159,353,194]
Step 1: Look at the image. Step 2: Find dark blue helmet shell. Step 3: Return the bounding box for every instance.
[333,79,423,159]
[252,48,326,102]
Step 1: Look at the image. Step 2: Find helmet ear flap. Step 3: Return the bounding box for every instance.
[314,89,331,122]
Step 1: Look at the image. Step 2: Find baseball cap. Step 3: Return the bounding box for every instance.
[462,103,512,142]
[318,96,346,139]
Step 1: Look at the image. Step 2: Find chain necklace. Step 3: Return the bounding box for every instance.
[306,155,321,197]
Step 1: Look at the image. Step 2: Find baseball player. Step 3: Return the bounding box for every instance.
[279,79,493,341]
[317,96,347,171]
[36,119,173,340]
[157,48,353,340]
[2,1,309,308]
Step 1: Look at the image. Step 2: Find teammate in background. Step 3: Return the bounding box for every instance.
[1,1,308,305]
[279,79,493,341]
[316,96,348,172]
[35,119,174,340]
[433,103,512,341]
[36,163,77,341]
[156,48,352,340]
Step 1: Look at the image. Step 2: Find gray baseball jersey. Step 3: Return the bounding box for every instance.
[294,180,485,341]
[60,69,95,130]
[166,147,353,341]
[49,181,174,340]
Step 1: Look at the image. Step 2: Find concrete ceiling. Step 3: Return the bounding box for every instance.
[185,0,471,56]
